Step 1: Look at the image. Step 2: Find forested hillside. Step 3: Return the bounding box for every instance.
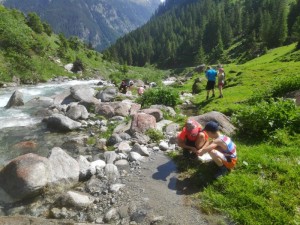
[1,0,161,50]
[0,5,166,84]
[104,0,300,67]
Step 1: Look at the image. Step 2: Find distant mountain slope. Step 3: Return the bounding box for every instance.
[1,0,161,50]
[104,0,300,67]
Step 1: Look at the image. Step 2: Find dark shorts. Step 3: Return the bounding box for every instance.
[183,139,197,159]
[206,81,216,90]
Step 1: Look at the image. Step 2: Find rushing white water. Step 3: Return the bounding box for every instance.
[0,79,101,129]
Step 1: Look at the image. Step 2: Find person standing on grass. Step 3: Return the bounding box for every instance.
[197,121,237,179]
[177,119,209,160]
[218,67,225,98]
[205,66,218,100]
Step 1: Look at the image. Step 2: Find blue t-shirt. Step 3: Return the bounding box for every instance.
[206,69,218,81]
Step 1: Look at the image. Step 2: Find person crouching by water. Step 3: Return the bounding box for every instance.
[177,119,209,159]
[197,121,237,178]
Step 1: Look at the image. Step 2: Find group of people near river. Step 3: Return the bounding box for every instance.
[119,79,146,95]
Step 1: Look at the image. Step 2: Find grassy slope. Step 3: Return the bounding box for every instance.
[0,5,168,84]
[176,44,300,115]
[170,44,300,225]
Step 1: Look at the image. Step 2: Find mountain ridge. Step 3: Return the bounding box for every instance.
[1,0,161,50]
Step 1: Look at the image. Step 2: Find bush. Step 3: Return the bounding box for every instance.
[146,129,164,143]
[71,58,85,73]
[137,87,180,108]
[249,74,300,103]
[233,98,299,141]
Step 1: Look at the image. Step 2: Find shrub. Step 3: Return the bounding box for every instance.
[137,87,180,108]
[71,58,85,73]
[249,74,300,103]
[146,129,164,143]
[233,98,299,141]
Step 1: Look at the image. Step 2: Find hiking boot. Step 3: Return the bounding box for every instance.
[219,95,223,98]
[206,96,209,100]
[214,165,229,179]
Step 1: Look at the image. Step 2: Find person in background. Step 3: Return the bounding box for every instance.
[205,66,218,100]
[138,85,146,95]
[177,119,209,159]
[197,121,237,179]
[119,80,127,94]
[218,68,225,98]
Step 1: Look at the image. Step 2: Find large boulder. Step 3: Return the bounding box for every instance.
[57,191,93,209]
[165,123,180,135]
[105,164,119,182]
[0,153,50,200]
[70,85,96,103]
[150,104,176,117]
[95,102,141,118]
[44,113,81,131]
[52,90,77,105]
[95,103,115,118]
[90,160,106,175]
[5,90,24,108]
[130,113,156,134]
[131,132,150,145]
[95,102,131,118]
[96,87,118,102]
[131,143,150,156]
[48,147,79,186]
[192,111,236,136]
[156,120,173,132]
[141,108,163,122]
[66,104,89,120]
[104,151,118,164]
[25,97,54,108]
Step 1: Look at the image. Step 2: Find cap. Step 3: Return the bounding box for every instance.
[204,121,219,132]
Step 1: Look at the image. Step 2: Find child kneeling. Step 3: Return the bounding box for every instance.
[197,121,237,178]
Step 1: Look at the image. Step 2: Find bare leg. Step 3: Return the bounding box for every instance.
[206,90,210,99]
[208,150,223,166]
[219,85,223,97]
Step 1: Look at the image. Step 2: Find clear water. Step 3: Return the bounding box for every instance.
[0,79,101,166]
[0,80,100,129]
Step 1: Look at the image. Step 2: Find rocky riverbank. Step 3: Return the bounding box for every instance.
[0,79,235,224]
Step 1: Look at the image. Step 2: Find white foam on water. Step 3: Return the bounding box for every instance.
[0,108,38,129]
[0,79,101,129]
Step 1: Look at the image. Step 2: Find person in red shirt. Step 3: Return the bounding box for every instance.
[177,119,209,159]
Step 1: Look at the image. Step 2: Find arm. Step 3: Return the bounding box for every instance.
[197,141,218,156]
[195,133,207,149]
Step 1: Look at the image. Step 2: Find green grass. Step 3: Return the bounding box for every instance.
[170,141,300,225]
[174,44,300,116]
[169,44,300,225]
